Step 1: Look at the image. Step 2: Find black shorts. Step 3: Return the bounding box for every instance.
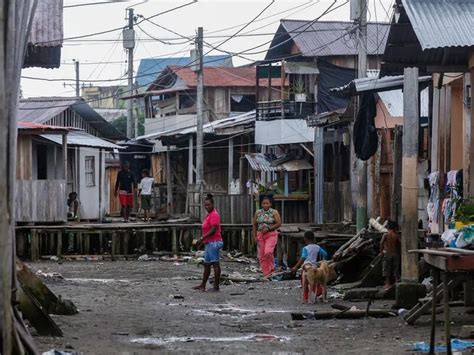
[141,195,151,210]
[382,254,400,278]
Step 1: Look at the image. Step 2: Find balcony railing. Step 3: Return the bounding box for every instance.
[256,100,315,121]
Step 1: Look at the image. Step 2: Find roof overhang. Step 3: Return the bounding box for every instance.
[40,131,124,150]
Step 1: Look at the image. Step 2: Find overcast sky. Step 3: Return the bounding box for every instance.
[21,0,394,98]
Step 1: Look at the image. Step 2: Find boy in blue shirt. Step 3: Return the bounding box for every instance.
[291,231,330,303]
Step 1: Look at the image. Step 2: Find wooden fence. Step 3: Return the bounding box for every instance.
[15,180,67,223]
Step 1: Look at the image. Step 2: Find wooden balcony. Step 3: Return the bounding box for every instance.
[256,100,315,121]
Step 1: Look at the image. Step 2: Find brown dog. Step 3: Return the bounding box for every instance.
[303,261,332,304]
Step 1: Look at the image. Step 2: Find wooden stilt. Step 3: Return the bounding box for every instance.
[152,232,158,251]
[77,233,83,254]
[172,228,178,255]
[84,234,90,255]
[111,232,117,260]
[56,231,62,257]
[444,271,451,354]
[31,230,39,261]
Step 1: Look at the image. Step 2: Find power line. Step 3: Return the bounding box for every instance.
[35,0,198,45]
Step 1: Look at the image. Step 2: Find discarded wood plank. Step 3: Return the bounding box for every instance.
[17,285,63,337]
[291,309,397,320]
[333,229,365,260]
[16,259,78,315]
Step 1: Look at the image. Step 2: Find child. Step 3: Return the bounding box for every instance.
[291,231,330,303]
[67,192,79,220]
[138,169,154,222]
[379,220,401,289]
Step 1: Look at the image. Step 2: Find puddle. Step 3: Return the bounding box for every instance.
[195,306,290,318]
[67,278,130,284]
[131,334,289,346]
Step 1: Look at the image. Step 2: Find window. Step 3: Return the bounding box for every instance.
[230,94,256,112]
[36,145,48,180]
[85,156,95,186]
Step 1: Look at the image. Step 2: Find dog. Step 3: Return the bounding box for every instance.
[302,261,333,304]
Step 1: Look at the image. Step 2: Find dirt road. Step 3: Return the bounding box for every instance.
[28,260,458,354]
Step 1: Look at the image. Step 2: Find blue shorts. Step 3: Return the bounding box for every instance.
[204,240,223,264]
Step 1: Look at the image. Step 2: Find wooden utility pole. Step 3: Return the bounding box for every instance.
[401,67,420,282]
[124,8,135,138]
[74,60,80,97]
[355,0,368,231]
[314,126,324,224]
[195,27,204,212]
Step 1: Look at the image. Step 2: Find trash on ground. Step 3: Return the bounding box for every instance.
[131,334,289,346]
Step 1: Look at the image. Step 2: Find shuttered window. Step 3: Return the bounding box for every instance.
[85,156,95,187]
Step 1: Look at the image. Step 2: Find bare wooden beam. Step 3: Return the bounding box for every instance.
[401,67,420,282]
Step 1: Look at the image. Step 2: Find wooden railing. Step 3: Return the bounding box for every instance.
[256,100,315,121]
[15,180,67,223]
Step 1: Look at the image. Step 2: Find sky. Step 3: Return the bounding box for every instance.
[21,0,394,98]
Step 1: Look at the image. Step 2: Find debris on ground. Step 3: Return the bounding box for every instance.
[291,308,397,320]
[138,254,158,261]
[410,339,474,353]
[42,350,78,355]
[221,271,262,283]
[36,270,64,280]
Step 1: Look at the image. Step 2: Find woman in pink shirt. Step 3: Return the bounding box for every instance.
[193,194,223,292]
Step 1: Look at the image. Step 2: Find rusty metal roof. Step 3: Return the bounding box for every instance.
[245,153,283,172]
[403,0,474,50]
[265,20,390,60]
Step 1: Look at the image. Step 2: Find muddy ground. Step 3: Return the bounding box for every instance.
[28,260,469,354]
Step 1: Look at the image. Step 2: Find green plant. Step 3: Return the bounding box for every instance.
[456,201,474,224]
[291,77,305,94]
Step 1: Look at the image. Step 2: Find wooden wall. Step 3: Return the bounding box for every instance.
[106,167,121,216]
[324,180,351,222]
[16,134,32,180]
[15,180,67,223]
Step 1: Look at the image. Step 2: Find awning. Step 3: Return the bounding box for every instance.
[245,153,312,172]
[330,74,432,96]
[283,61,319,75]
[40,131,123,150]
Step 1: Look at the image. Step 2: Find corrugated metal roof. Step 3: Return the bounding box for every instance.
[40,131,123,150]
[136,55,233,88]
[18,97,126,141]
[245,153,312,172]
[404,0,474,50]
[29,0,63,47]
[138,111,256,141]
[330,74,432,95]
[283,61,319,74]
[17,121,67,131]
[245,154,283,172]
[266,21,390,60]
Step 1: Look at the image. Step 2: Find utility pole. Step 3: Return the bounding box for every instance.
[194,27,204,211]
[74,59,80,97]
[123,8,135,138]
[354,0,368,231]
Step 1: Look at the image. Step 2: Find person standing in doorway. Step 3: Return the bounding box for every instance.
[193,194,223,292]
[252,195,282,278]
[115,161,137,223]
[138,169,154,222]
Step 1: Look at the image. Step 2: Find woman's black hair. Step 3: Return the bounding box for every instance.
[259,194,273,205]
[205,193,214,204]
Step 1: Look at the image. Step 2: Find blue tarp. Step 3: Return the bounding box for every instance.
[411,339,474,353]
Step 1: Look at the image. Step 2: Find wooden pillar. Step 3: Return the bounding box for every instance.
[228,138,234,190]
[401,68,420,282]
[56,231,62,257]
[314,126,324,224]
[467,55,474,197]
[431,87,440,173]
[111,232,117,260]
[62,132,68,185]
[463,73,472,196]
[84,234,90,255]
[284,172,289,197]
[188,136,194,185]
[77,233,83,254]
[444,86,452,171]
[166,148,173,214]
[171,228,178,255]
[31,230,39,261]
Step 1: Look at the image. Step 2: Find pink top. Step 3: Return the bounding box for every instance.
[202,208,222,244]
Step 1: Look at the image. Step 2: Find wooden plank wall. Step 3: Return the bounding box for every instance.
[187,185,253,224]
[15,180,67,223]
[324,180,351,222]
[16,135,32,180]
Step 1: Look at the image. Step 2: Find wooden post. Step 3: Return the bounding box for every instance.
[401,68,420,282]
[444,272,451,354]
[463,73,472,196]
[228,137,234,191]
[31,230,39,261]
[56,231,62,257]
[166,147,173,214]
[171,228,178,255]
[84,234,90,255]
[467,55,474,197]
[77,233,83,254]
[444,86,452,171]
[314,127,324,224]
[188,136,194,185]
[111,232,117,260]
[62,132,68,188]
